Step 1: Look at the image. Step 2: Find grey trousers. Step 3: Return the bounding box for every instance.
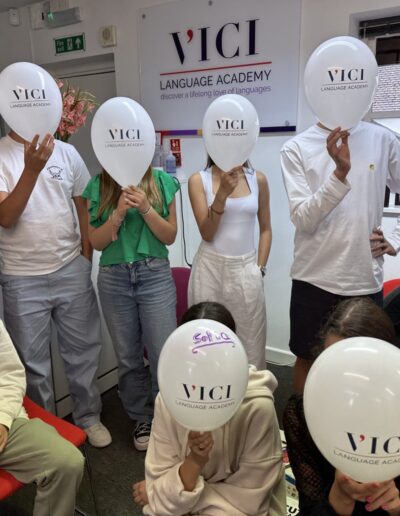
[0,418,84,516]
[1,255,102,428]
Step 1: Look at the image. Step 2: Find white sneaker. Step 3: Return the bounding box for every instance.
[133,422,152,451]
[85,422,112,448]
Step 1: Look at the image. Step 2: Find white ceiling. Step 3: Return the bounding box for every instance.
[0,0,38,12]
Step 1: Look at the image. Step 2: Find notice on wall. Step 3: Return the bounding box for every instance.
[138,0,301,132]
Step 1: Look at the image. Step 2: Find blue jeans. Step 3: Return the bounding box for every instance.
[0,255,102,428]
[98,257,177,423]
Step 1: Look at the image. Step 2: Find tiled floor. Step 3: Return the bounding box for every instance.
[1,363,294,516]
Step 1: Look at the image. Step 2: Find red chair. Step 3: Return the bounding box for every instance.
[0,397,92,515]
[384,279,400,297]
[171,267,191,324]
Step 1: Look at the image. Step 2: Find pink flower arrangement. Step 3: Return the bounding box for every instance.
[55,80,97,142]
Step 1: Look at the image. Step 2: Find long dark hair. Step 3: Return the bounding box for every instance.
[321,297,396,346]
[181,301,236,332]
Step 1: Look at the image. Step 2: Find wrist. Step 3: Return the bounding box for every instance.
[187,451,207,470]
[334,168,349,183]
[215,191,228,204]
[140,204,152,216]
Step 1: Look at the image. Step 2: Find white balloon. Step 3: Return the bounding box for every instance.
[91,97,155,187]
[304,337,400,483]
[304,36,378,130]
[202,94,259,172]
[158,319,249,431]
[0,62,62,142]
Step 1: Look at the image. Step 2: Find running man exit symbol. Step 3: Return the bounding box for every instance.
[54,34,85,55]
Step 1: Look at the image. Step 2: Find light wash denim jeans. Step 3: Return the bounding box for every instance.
[0,254,103,428]
[98,257,177,423]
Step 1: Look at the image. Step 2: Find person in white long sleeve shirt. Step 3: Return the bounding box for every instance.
[0,320,84,516]
[280,121,400,393]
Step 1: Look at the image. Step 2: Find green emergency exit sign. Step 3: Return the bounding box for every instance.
[54,34,85,55]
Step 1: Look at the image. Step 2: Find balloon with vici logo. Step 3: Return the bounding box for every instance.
[158,319,249,431]
[91,97,155,187]
[304,337,400,482]
[0,62,62,142]
[202,94,259,172]
[304,36,378,130]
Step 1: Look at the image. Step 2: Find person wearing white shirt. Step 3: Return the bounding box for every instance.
[0,131,111,447]
[280,121,400,393]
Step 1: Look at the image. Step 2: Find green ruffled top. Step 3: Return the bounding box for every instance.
[82,169,180,266]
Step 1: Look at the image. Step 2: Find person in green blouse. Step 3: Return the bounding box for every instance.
[83,166,180,451]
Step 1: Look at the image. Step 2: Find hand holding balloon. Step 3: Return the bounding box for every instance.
[188,431,214,467]
[326,128,351,183]
[124,186,151,215]
[329,471,400,514]
[216,167,241,201]
[24,134,54,176]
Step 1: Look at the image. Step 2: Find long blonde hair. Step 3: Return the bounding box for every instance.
[98,167,162,217]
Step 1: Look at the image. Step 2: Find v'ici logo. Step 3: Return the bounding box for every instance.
[182,383,232,401]
[12,87,46,101]
[345,432,400,455]
[170,19,259,65]
[327,68,365,83]
[108,128,141,140]
[216,118,244,130]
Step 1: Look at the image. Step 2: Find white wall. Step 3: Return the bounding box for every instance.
[1,0,400,357]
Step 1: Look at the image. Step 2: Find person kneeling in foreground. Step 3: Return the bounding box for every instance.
[283,297,400,515]
[0,320,84,516]
[133,301,286,515]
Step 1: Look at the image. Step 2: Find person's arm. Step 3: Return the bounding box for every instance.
[0,321,26,452]
[0,134,54,228]
[143,396,206,516]
[73,196,92,261]
[280,128,351,234]
[188,169,239,242]
[126,186,177,245]
[256,172,272,269]
[192,397,286,516]
[283,395,338,516]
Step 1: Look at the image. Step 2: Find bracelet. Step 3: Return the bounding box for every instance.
[210,205,224,216]
[259,265,266,277]
[140,205,152,216]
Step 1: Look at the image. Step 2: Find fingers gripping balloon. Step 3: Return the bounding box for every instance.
[158,320,249,431]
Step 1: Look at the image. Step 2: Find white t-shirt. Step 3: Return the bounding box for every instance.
[0,135,90,275]
[280,121,400,296]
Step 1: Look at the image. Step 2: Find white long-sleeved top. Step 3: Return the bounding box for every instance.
[0,320,27,429]
[280,122,400,296]
[143,367,286,516]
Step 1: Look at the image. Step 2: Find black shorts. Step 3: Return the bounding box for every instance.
[289,280,383,360]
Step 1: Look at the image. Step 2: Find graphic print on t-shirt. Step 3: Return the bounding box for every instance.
[47,165,63,181]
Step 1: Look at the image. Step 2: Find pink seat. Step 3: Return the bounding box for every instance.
[171,267,191,324]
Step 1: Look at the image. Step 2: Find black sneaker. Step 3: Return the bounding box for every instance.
[133,421,152,451]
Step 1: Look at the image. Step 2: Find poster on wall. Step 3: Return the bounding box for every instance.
[138,0,301,133]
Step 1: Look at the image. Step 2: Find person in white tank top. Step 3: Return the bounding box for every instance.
[188,157,272,370]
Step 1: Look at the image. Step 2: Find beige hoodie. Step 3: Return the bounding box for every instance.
[0,320,27,429]
[144,366,286,516]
